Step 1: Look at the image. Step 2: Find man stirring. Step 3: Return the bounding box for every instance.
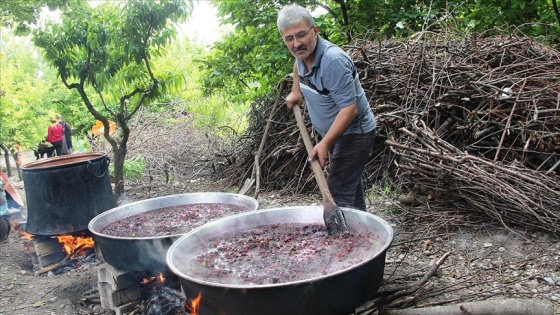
[277,4,377,211]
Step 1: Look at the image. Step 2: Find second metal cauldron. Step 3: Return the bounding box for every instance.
[167,206,394,315]
[88,193,259,271]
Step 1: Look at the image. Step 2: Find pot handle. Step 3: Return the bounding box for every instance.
[82,157,110,180]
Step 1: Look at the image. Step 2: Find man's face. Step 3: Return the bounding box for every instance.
[281,21,317,61]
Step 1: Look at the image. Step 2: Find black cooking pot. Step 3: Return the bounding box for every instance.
[166,206,393,315]
[0,217,9,242]
[88,193,259,272]
[21,152,116,236]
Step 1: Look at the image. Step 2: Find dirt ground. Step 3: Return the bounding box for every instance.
[0,166,322,315]
[1,162,560,315]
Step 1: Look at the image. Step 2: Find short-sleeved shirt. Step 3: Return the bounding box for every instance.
[297,36,376,137]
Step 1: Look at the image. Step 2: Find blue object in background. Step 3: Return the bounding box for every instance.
[0,181,8,216]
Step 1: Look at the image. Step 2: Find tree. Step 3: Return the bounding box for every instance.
[199,0,431,101]
[0,0,73,35]
[200,0,560,102]
[201,0,337,103]
[0,35,49,144]
[33,0,192,197]
[0,32,76,172]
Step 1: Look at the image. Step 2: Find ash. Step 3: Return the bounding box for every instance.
[132,278,186,315]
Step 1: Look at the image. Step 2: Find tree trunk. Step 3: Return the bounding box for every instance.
[0,142,12,177]
[112,145,126,198]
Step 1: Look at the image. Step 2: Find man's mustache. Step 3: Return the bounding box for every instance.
[294,45,307,52]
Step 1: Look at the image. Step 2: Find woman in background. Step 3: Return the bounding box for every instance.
[46,118,64,157]
[57,114,73,154]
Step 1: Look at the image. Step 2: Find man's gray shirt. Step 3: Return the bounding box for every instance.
[297,36,376,137]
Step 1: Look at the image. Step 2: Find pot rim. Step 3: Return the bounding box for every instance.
[21,152,107,170]
[88,192,260,241]
[166,206,394,289]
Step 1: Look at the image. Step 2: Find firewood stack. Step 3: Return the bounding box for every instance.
[348,32,559,172]
[222,31,560,236]
[347,32,560,235]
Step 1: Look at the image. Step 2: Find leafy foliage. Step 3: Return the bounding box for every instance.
[150,37,249,134]
[31,0,192,196]
[199,28,290,103]
[0,0,75,35]
[199,0,560,102]
[198,1,292,103]
[110,154,147,181]
[0,33,81,151]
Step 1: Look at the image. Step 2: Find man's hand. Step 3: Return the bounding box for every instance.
[285,91,302,110]
[308,104,359,168]
[309,141,329,168]
[286,62,303,110]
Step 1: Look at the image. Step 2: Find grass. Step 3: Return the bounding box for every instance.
[366,172,403,215]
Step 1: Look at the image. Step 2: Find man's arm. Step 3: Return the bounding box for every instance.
[285,61,303,109]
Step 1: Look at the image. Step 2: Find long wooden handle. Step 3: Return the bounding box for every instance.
[292,104,336,205]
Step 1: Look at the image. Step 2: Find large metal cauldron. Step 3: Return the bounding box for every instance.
[167,206,393,315]
[21,152,116,236]
[88,193,259,272]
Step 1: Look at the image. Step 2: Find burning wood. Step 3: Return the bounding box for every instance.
[13,224,33,240]
[35,244,85,275]
[14,229,99,275]
[186,292,201,315]
[131,286,185,315]
[94,264,186,315]
[141,272,166,285]
[130,274,185,315]
[56,234,94,257]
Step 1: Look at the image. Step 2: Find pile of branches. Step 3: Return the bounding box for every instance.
[349,32,560,235]
[93,105,217,199]
[386,120,560,235]
[220,77,321,194]
[351,32,560,174]
[222,31,560,235]
[125,105,213,184]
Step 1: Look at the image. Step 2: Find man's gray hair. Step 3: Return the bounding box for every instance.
[277,4,315,33]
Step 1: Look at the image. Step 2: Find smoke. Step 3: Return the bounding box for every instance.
[117,193,134,206]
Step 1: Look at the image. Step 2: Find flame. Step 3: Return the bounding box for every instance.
[141,272,166,285]
[13,225,33,240]
[186,292,202,315]
[55,235,94,256]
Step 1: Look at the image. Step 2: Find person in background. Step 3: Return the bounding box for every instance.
[0,180,7,217]
[46,118,64,157]
[277,4,377,211]
[57,114,73,155]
